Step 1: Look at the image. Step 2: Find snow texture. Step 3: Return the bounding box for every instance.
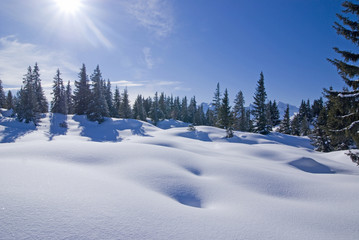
[1,113,359,240]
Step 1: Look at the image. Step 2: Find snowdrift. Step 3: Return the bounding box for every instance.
[1,114,358,240]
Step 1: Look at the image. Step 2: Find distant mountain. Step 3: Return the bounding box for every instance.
[201,101,299,120]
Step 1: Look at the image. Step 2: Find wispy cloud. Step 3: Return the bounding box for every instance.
[0,36,79,91]
[143,47,154,69]
[111,80,144,87]
[125,0,174,38]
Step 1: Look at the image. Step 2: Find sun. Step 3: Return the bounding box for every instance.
[54,0,82,14]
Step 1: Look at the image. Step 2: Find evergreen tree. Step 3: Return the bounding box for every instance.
[212,82,221,126]
[51,69,67,114]
[171,96,181,120]
[133,94,146,121]
[6,90,14,110]
[311,107,333,152]
[66,81,74,114]
[291,114,301,136]
[159,92,167,118]
[87,65,109,123]
[312,97,324,119]
[270,100,280,126]
[33,63,48,113]
[119,87,132,118]
[219,88,232,129]
[144,97,152,117]
[105,79,114,117]
[252,72,269,134]
[326,1,359,149]
[16,66,39,123]
[188,96,197,124]
[150,92,162,125]
[278,104,291,134]
[265,101,273,131]
[181,96,189,122]
[233,90,247,131]
[73,64,91,115]
[206,109,215,126]
[0,79,5,108]
[112,86,121,118]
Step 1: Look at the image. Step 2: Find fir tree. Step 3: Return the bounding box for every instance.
[133,94,146,121]
[51,69,67,114]
[233,90,247,131]
[33,63,48,113]
[219,88,232,129]
[252,72,269,134]
[119,87,132,118]
[311,107,332,152]
[16,66,39,123]
[181,96,189,122]
[105,79,114,117]
[278,104,291,134]
[143,97,152,117]
[73,64,91,115]
[291,114,301,136]
[312,97,324,119]
[212,82,221,126]
[188,96,197,124]
[6,90,14,110]
[270,100,280,126]
[66,81,74,114]
[150,92,162,125]
[87,65,109,123]
[326,1,359,150]
[171,96,181,120]
[0,79,5,108]
[112,86,121,118]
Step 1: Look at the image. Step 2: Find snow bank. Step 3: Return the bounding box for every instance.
[1,114,359,240]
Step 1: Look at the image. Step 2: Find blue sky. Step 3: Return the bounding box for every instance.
[0,0,351,106]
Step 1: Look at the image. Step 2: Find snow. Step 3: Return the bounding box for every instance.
[1,113,359,240]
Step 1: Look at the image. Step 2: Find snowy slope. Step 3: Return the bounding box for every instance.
[1,114,359,240]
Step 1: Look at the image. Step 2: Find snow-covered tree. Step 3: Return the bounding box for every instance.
[278,104,291,134]
[133,94,146,121]
[33,63,48,113]
[150,92,163,125]
[6,90,14,110]
[112,86,121,118]
[0,79,5,108]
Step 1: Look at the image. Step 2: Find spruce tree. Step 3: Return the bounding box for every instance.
[181,96,189,123]
[270,100,280,126]
[278,104,291,134]
[66,81,74,114]
[150,92,162,125]
[212,82,221,126]
[311,107,332,152]
[291,114,301,136]
[33,63,48,113]
[73,64,91,115]
[16,66,39,123]
[51,69,67,114]
[6,90,14,110]
[87,65,109,123]
[326,1,359,149]
[105,79,114,117]
[119,87,132,118]
[112,86,121,118]
[133,94,146,121]
[233,90,247,131]
[0,79,5,108]
[188,96,197,124]
[252,72,269,134]
[220,88,232,129]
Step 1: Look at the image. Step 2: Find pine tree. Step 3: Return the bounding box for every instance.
[291,114,301,136]
[312,97,324,119]
[311,107,333,152]
[16,66,39,123]
[219,88,232,129]
[112,86,121,118]
[144,97,152,117]
[252,72,269,134]
[105,79,114,117]
[133,94,146,121]
[87,65,109,123]
[150,92,163,125]
[66,81,74,114]
[119,87,132,118]
[171,96,181,120]
[212,82,221,126]
[51,69,67,114]
[33,63,48,113]
[6,90,14,110]
[188,96,197,124]
[233,90,247,131]
[181,96,189,122]
[73,64,91,115]
[270,100,280,126]
[278,104,291,134]
[0,79,5,108]
[326,1,359,149]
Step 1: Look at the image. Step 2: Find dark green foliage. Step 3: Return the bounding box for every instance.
[66,81,74,114]
[326,1,359,149]
[6,90,14,110]
[133,94,146,121]
[252,72,269,134]
[270,100,280,126]
[219,89,232,129]
[51,69,67,114]
[188,96,197,124]
[0,79,5,108]
[112,86,121,118]
[233,90,249,131]
[311,107,333,152]
[290,115,301,136]
[212,82,221,126]
[105,79,114,117]
[73,64,91,115]
[119,87,132,118]
[278,104,291,134]
[150,92,162,125]
[86,65,109,123]
[312,97,324,119]
[33,63,48,113]
[181,96,189,123]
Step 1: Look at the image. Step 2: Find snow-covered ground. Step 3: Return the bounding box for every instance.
[1,113,358,240]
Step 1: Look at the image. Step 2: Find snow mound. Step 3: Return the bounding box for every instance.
[1,114,359,240]
[156,119,189,129]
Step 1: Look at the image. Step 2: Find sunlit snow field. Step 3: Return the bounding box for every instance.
[1,112,358,240]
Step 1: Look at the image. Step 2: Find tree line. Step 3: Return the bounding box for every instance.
[0,1,358,165]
